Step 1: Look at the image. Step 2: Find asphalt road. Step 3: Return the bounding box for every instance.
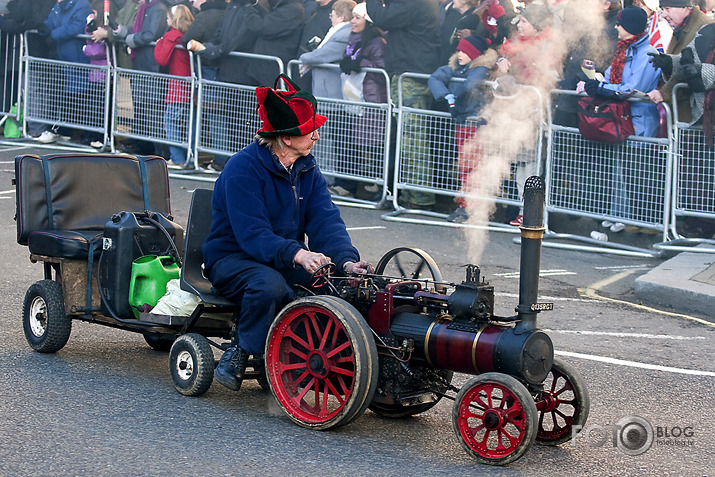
[0,144,713,476]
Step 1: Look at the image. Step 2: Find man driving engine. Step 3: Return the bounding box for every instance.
[203,74,373,391]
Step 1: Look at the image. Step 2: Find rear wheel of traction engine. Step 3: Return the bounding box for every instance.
[265,296,378,430]
[169,333,215,397]
[375,247,446,293]
[535,357,590,446]
[452,373,538,466]
[22,280,72,353]
[369,371,454,418]
[143,333,175,352]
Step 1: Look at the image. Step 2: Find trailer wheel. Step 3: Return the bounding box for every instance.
[143,333,175,352]
[535,358,590,446]
[265,296,378,430]
[22,280,72,353]
[452,373,538,466]
[375,247,445,293]
[169,333,214,397]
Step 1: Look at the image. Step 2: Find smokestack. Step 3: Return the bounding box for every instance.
[514,175,545,334]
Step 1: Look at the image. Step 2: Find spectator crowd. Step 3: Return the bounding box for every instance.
[1,0,714,237]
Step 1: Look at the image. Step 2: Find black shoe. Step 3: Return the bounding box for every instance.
[447,206,468,223]
[214,345,249,391]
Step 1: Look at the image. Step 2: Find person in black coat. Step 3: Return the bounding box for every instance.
[0,0,57,137]
[181,0,225,79]
[294,0,336,91]
[243,0,305,87]
[365,0,441,208]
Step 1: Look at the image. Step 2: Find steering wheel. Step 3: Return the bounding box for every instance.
[310,262,336,288]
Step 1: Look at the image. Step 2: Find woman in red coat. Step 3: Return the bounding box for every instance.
[154,4,194,165]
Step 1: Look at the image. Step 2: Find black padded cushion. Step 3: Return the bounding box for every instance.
[28,230,104,259]
[15,154,171,247]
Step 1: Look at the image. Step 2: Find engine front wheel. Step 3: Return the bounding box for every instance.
[22,280,72,353]
[265,296,378,430]
[452,373,538,466]
[535,358,590,446]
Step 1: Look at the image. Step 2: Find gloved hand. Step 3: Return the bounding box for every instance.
[444,93,456,107]
[343,260,374,275]
[682,64,705,92]
[583,79,601,97]
[339,55,361,74]
[648,52,672,76]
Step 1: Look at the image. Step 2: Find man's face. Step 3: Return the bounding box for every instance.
[661,6,691,29]
[284,130,319,160]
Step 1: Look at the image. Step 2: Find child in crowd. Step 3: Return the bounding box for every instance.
[154,4,194,166]
[82,1,111,148]
[428,35,496,222]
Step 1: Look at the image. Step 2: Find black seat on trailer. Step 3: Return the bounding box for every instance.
[180,188,234,306]
[14,154,172,259]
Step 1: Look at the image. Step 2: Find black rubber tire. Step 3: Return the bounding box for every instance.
[143,333,175,352]
[265,295,378,430]
[369,372,453,418]
[250,356,271,392]
[169,333,215,397]
[535,358,590,446]
[374,247,446,293]
[22,280,72,353]
[452,373,538,466]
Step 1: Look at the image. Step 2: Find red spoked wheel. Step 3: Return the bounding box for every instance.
[535,357,590,446]
[265,296,378,430]
[452,373,538,466]
[310,262,336,289]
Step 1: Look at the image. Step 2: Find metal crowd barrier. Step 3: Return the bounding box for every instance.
[544,89,672,257]
[0,31,22,121]
[286,60,392,208]
[188,52,284,181]
[110,43,196,163]
[22,33,111,146]
[653,83,715,253]
[383,72,544,232]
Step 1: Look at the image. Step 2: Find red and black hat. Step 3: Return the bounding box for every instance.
[256,74,327,137]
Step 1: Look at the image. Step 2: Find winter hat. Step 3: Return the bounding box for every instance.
[658,0,691,7]
[352,2,372,23]
[457,35,491,60]
[617,6,648,35]
[256,74,327,137]
[513,3,553,32]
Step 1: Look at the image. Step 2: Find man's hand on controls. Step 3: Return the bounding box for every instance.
[294,249,331,274]
[343,260,374,275]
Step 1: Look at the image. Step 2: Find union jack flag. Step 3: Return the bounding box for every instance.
[649,12,665,53]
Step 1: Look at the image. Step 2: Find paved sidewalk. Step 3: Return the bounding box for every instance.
[635,247,715,318]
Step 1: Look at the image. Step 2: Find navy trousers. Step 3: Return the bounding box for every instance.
[208,254,312,355]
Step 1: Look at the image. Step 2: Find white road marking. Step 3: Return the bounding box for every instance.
[0,189,15,195]
[496,292,599,303]
[594,264,653,271]
[545,329,706,340]
[555,350,715,377]
[494,269,577,278]
[0,146,30,153]
[346,226,386,231]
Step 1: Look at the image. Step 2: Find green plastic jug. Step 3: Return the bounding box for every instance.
[128,255,180,318]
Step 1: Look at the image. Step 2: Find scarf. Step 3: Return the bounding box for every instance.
[609,32,645,85]
[130,0,160,60]
[317,22,349,49]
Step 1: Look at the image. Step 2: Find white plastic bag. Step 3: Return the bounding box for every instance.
[150,279,201,316]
